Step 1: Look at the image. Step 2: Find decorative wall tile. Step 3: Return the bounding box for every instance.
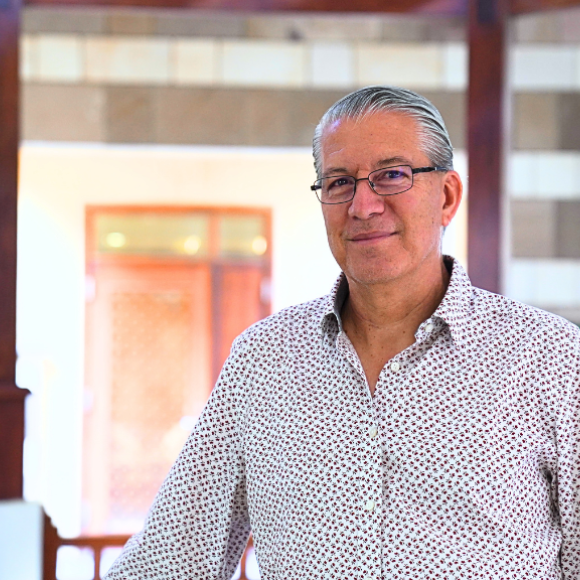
[153,87,249,145]
[509,153,538,197]
[309,42,354,89]
[510,152,580,199]
[442,43,467,90]
[222,40,307,88]
[533,260,580,306]
[513,9,580,45]
[557,93,580,149]
[105,86,155,142]
[356,43,443,89]
[424,17,465,42]
[37,35,84,82]
[505,259,538,305]
[155,13,245,38]
[287,89,346,146]
[507,259,580,307]
[22,84,105,141]
[556,200,580,257]
[22,7,106,34]
[86,36,171,84]
[512,46,576,90]
[20,36,39,82]
[512,13,560,43]
[535,152,580,198]
[511,200,556,258]
[560,9,580,42]
[173,39,219,86]
[244,90,295,146]
[246,15,382,42]
[380,17,429,42]
[422,91,465,149]
[106,12,156,35]
[513,93,559,150]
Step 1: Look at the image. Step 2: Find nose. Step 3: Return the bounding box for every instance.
[347,178,386,220]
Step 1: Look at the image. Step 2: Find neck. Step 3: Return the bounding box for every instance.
[342,257,450,343]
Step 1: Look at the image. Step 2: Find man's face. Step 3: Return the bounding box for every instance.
[320,111,461,287]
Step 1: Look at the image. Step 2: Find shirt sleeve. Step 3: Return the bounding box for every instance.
[104,336,252,580]
[557,333,580,579]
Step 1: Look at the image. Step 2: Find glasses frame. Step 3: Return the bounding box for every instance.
[311,165,448,205]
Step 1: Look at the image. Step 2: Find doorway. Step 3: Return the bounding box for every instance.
[83,206,271,534]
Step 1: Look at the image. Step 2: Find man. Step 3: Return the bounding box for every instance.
[106,86,580,579]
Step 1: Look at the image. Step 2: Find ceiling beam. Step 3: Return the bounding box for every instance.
[23,0,580,13]
[24,0,468,15]
[511,0,580,14]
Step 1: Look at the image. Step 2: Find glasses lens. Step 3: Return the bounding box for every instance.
[370,165,413,196]
[316,175,356,204]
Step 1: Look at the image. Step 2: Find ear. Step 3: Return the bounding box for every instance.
[440,170,463,228]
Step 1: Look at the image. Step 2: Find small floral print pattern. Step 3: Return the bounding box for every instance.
[105,258,580,580]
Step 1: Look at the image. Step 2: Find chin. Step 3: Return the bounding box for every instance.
[344,260,407,286]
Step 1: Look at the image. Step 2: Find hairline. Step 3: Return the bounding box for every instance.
[312,87,454,180]
[317,110,435,177]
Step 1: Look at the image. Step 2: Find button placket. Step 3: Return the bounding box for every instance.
[378,356,407,571]
[359,403,383,578]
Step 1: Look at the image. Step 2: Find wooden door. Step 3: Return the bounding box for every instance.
[83,206,271,535]
[84,263,212,534]
[212,264,269,382]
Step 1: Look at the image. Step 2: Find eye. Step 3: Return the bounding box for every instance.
[376,169,406,180]
[372,166,410,183]
[327,176,352,190]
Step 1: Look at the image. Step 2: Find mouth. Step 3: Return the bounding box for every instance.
[348,231,396,243]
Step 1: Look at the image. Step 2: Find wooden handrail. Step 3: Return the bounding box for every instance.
[43,514,254,580]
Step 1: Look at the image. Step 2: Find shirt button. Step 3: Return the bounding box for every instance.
[365,499,376,512]
[425,322,434,332]
[368,425,378,438]
[390,361,400,372]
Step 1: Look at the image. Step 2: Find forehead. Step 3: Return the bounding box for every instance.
[320,111,425,173]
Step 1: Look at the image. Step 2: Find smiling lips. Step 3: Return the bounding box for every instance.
[348,231,396,243]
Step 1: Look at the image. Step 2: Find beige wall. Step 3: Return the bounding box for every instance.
[18,5,580,538]
[17,140,467,535]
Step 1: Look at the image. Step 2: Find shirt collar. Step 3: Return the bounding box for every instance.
[430,256,474,351]
[320,256,474,351]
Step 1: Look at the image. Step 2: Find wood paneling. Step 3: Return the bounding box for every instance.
[0,386,27,498]
[25,0,468,15]
[0,0,25,500]
[467,0,507,293]
[212,264,267,383]
[23,0,580,13]
[511,0,580,14]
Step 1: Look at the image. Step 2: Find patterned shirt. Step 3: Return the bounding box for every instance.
[105,257,580,580]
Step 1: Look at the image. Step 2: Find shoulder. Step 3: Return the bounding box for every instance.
[470,286,580,355]
[231,295,328,356]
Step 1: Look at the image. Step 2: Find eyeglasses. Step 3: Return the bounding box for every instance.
[311,165,447,205]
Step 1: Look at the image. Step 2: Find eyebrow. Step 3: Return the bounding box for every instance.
[323,156,413,177]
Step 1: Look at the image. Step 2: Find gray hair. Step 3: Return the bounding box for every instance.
[312,86,454,178]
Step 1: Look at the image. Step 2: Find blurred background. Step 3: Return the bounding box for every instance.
[4,3,580,579]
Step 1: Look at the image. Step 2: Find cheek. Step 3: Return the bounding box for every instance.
[399,196,441,242]
[322,208,343,240]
